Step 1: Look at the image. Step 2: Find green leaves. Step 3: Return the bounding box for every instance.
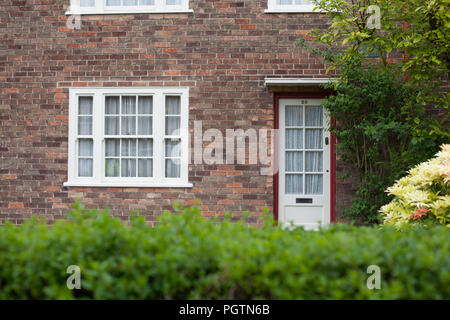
[317,57,444,224]
[309,0,449,112]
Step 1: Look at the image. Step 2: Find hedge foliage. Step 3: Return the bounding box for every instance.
[0,203,449,299]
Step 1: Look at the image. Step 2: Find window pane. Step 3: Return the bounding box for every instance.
[80,0,95,7]
[105,116,120,135]
[305,151,323,172]
[286,174,302,194]
[105,96,120,114]
[138,116,152,135]
[138,159,153,177]
[138,96,153,114]
[285,106,302,127]
[138,139,153,157]
[165,140,181,157]
[78,97,93,115]
[277,0,292,4]
[166,0,181,5]
[105,159,120,177]
[165,116,180,135]
[286,129,303,149]
[305,129,323,149]
[166,96,181,115]
[79,139,93,157]
[306,174,323,195]
[286,151,302,172]
[106,0,120,6]
[78,159,93,177]
[140,0,155,5]
[78,116,92,135]
[123,0,138,5]
[165,159,180,178]
[121,139,136,157]
[121,116,136,135]
[105,139,120,157]
[121,159,136,177]
[122,96,136,114]
[305,106,323,126]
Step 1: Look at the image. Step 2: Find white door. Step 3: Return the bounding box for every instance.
[279,98,331,230]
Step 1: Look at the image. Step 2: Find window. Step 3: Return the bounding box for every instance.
[266,0,320,13]
[67,0,192,15]
[65,87,191,188]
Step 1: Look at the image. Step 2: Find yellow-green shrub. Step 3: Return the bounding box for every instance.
[380,144,450,228]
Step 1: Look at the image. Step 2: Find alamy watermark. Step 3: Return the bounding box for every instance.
[66,5,82,30]
[67,265,81,290]
[366,265,381,290]
[367,5,381,30]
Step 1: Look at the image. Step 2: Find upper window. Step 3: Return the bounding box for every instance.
[266,0,319,13]
[67,0,192,14]
[65,87,191,188]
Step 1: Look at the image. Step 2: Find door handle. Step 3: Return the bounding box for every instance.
[325,137,329,145]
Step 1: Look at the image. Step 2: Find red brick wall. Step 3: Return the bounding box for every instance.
[0,0,353,225]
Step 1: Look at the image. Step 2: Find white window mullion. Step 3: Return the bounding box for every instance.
[97,0,104,12]
[153,92,164,184]
[68,90,77,183]
[93,92,103,182]
[180,90,189,183]
[155,0,164,11]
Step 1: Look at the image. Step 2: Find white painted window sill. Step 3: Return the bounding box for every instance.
[65,9,194,15]
[63,182,193,188]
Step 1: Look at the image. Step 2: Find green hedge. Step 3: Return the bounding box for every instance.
[0,203,449,299]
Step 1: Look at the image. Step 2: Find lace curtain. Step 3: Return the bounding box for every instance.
[285,105,323,195]
[78,97,93,177]
[165,97,181,178]
[104,96,153,177]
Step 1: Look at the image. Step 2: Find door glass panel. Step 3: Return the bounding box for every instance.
[284,102,325,196]
[286,174,302,194]
[286,151,303,172]
[285,106,303,127]
[286,129,303,149]
[305,129,323,149]
[305,174,323,195]
[305,106,323,126]
[305,151,323,172]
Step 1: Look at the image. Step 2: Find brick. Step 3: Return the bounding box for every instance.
[9,202,24,208]
[0,0,352,226]
[2,174,17,180]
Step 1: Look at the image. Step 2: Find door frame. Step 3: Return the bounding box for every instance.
[273,92,336,224]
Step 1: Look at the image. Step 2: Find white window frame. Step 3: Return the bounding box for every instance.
[265,0,322,13]
[64,87,192,188]
[66,0,193,15]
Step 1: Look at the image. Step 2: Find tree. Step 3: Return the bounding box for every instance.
[309,0,449,139]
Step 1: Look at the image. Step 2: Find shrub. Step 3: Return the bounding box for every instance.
[380,144,450,228]
[319,56,443,224]
[0,203,449,299]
